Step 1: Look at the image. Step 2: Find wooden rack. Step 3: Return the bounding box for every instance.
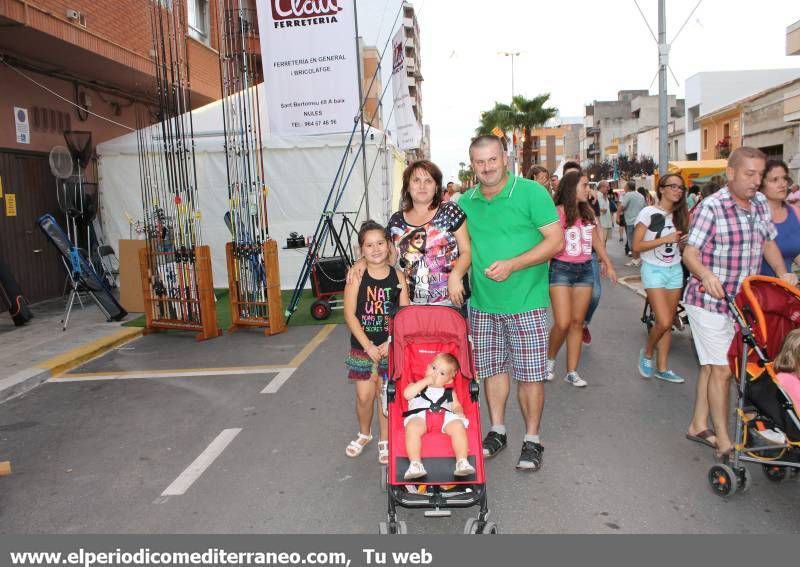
[138,245,221,341]
[226,240,286,336]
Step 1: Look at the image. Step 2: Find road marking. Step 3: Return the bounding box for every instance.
[39,328,144,377]
[288,324,337,368]
[160,428,242,497]
[260,368,296,393]
[50,366,291,382]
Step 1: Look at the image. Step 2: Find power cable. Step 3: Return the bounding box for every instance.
[1,56,135,131]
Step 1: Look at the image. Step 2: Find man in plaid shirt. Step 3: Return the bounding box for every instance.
[683,147,798,460]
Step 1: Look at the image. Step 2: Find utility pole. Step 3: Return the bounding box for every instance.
[658,0,668,176]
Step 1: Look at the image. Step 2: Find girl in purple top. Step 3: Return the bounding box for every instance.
[546,171,617,387]
[759,160,800,278]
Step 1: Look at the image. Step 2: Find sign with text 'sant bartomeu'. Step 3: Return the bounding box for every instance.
[257,0,359,135]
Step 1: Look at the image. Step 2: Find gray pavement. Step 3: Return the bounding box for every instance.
[3,237,800,533]
[0,294,140,403]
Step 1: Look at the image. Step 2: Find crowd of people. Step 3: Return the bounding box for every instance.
[342,137,800,471]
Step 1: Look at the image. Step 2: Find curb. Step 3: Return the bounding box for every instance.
[618,275,647,299]
[0,327,143,404]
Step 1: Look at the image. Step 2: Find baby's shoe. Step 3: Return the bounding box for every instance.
[403,461,427,480]
[454,458,475,477]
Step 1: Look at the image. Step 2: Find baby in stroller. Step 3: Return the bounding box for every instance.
[773,329,800,411]
[402,353,475,480]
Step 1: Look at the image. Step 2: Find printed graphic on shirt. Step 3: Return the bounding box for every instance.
[636,206,680,266]
[563,225,593,257]
[389,202,464,304]
[359,284,396,336]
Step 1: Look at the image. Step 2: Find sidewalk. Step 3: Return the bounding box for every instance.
[0,295,141,403]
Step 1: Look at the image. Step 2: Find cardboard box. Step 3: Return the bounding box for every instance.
[119,239,146,312]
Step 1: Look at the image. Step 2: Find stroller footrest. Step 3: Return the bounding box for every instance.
[424,509,452,518]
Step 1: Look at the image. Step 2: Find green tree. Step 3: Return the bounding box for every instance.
[458,161,475,187]
[511,94,557,178]
[475,94,558,177]
[476,102,514,136]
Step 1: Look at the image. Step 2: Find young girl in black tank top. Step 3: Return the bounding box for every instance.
[343,221,409,464]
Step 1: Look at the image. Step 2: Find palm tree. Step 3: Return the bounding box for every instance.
[511,94,557,178]
[475,102,514,137]
[475,94,558,177]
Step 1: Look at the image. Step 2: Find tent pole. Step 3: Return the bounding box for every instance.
[353,0,370,218]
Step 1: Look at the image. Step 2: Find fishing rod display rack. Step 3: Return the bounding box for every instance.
[225,239,285,335]
[138,245,220,341]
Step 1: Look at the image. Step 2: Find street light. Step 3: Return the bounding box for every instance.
[498,51,523,99]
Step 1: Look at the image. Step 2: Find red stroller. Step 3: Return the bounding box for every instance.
[708,276,800,496]
[382,305,494,534]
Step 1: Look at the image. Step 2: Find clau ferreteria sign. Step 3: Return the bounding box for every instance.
[258,0,359,135]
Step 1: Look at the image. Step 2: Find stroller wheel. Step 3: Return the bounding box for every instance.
[464,517,480,534]
[709,464,738,497]
[481,521,499,534]
[378,521,406,535]
[762,464,787,482]
[738,467,752,492]
[310,299,331,320]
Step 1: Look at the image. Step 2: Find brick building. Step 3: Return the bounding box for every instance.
[0,0,232,302]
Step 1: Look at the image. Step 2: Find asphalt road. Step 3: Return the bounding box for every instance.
[3,250,800,533]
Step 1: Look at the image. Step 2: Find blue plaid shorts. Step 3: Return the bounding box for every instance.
[468,307,549,383]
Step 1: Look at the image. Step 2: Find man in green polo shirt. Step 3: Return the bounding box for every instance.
[459,135,563,472]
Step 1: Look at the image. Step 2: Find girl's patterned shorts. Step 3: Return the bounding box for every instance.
[345,348,389,382]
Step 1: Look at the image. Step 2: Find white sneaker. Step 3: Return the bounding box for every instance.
[454,458,476,477]
[403,461,427,480]
[545,358,555,382]
[564,371,588,387]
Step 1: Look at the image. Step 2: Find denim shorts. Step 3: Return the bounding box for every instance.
[549,258,594,287]
[641,262,683,290]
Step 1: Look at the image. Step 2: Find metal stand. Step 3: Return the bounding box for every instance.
[61,256,111,331]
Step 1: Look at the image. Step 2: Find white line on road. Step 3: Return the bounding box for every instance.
[159,428,242,498]
[260,368,297,394]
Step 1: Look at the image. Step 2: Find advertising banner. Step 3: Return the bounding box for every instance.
[257,0,360,135]
[390,28,421,150]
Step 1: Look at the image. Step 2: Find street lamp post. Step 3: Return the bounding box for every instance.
[499,51,522,99]
[499,51,523,174]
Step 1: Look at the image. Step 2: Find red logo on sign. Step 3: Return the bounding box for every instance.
[271,0,342,20]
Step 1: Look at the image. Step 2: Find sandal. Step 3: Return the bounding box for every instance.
[686,428,717,448]
[345,433,373,458]
[378,440,389,464]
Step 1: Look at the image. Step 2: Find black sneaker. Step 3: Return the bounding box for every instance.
[482,431,507,458]
[516,441,543,471]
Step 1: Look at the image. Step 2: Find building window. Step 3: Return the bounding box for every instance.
[723,122,730,139]
[688,105,700,131]
[188,0,209,44]
[703,128,708,151]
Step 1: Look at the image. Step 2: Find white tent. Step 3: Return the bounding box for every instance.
[97,85,405,289]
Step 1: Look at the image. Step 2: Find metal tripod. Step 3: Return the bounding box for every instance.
[60,255,111,331]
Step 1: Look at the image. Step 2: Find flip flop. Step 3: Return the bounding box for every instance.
[686,429,716,448]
